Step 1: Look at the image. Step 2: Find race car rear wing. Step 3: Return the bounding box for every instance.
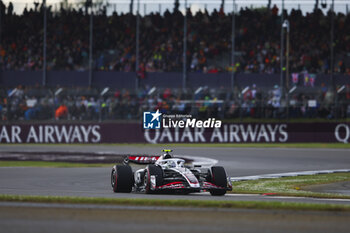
[124,155,160,165]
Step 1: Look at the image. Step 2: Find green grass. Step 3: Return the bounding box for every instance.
[1,143,350,148]
[0,194,349,212]
[0,161,112,168]
[231,173,350,198]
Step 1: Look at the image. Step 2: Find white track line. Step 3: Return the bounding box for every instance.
[230,169,350,181]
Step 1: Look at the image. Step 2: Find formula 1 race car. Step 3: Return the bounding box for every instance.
[111,149,232,196]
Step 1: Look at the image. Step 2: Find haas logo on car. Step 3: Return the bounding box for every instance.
[128,156,160,163]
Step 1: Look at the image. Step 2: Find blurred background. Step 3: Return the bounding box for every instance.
[0,0,349,122]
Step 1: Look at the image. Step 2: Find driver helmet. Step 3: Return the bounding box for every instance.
[167,160,176,168]
[162,149,173,159]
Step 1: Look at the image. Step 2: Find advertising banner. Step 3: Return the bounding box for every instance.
[0,122,349,144]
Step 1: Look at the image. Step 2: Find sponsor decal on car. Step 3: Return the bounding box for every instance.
[157,182,185,189]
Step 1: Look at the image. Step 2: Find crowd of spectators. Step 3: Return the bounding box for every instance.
[0,1,349,74]
[1,85,350,122]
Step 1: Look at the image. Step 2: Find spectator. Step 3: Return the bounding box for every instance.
[0,2,349,74]
[55,104,68,120]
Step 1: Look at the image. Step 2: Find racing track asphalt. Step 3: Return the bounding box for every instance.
[0,145,349,204]
[1,202,350,233]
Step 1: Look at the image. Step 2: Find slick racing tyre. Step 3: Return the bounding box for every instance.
[144,164,163,194]
[208,166,227,196]
[111,165,134,193]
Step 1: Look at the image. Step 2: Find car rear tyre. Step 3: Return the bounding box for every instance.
[144,165,163,194]
[111,165,134,193]
[208,166,227,196]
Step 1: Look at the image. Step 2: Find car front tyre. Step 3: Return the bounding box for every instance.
[111,165,134,193]
[209,166,228,196]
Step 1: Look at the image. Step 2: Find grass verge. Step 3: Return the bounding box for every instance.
[0,161,112,168]
[0,194,349,212]
[231,173,350,199]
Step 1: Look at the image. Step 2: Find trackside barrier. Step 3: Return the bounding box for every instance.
[0,122,349,144]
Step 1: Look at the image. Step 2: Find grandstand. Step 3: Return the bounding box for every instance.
[0,0,349,121]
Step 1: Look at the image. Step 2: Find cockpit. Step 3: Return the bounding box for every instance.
[156,158,185,169]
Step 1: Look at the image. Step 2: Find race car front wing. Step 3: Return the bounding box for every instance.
[149,176,232,192]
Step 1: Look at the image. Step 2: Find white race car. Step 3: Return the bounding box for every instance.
[111,149,232,196]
